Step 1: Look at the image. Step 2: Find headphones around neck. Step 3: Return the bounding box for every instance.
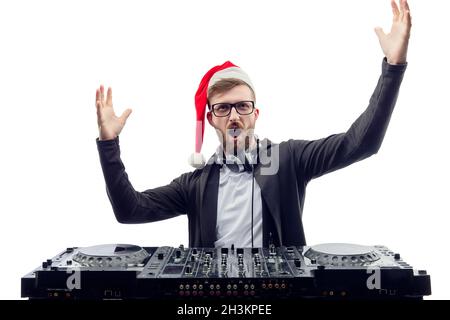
[219,138,260,173]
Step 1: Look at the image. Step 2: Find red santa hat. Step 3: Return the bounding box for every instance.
[188,61,255,168]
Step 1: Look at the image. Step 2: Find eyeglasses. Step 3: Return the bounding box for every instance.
[210,101,255,117]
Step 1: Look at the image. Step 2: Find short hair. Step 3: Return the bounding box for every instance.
[207,78,256,109]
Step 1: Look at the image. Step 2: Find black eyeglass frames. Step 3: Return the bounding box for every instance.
[210,101,255,117]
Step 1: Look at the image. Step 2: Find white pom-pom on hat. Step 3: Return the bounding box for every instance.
[188,152,206,169]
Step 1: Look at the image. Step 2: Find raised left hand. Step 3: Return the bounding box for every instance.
[375,0,412,65]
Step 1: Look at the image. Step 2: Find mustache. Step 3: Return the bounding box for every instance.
[227,122,244,129]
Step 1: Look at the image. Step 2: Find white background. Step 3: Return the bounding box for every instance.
[0,0,448,299]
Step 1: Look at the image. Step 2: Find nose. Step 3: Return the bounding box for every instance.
[228,106,240,121]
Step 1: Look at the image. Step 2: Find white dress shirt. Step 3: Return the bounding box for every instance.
[214,140,263,248]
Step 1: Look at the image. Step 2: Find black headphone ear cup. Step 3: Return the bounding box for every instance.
[244,156,253,173]
[221,150,226,168]
[256,138,260,166]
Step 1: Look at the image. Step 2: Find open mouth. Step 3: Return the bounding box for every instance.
[227,125,243,139]
[231,128,242,137]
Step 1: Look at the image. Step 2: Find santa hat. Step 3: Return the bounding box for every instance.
[188,61,255,168]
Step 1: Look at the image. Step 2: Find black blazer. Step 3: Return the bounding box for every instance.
[97,58,407,248]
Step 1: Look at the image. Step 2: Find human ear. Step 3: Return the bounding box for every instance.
[207,111,215,127]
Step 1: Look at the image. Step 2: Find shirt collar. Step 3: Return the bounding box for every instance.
[214,135,260,173]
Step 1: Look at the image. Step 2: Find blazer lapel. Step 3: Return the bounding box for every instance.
[199,161,220,247]
[255,139,283,243]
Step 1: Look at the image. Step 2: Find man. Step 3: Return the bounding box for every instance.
[95,0,412,248]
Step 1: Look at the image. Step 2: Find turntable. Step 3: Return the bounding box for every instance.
[71,244,150,268]
[21,243,431,299]
[304,243,382,266]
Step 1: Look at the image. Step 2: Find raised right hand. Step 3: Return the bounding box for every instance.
[374,0,412,65]
[96,85,132,140]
